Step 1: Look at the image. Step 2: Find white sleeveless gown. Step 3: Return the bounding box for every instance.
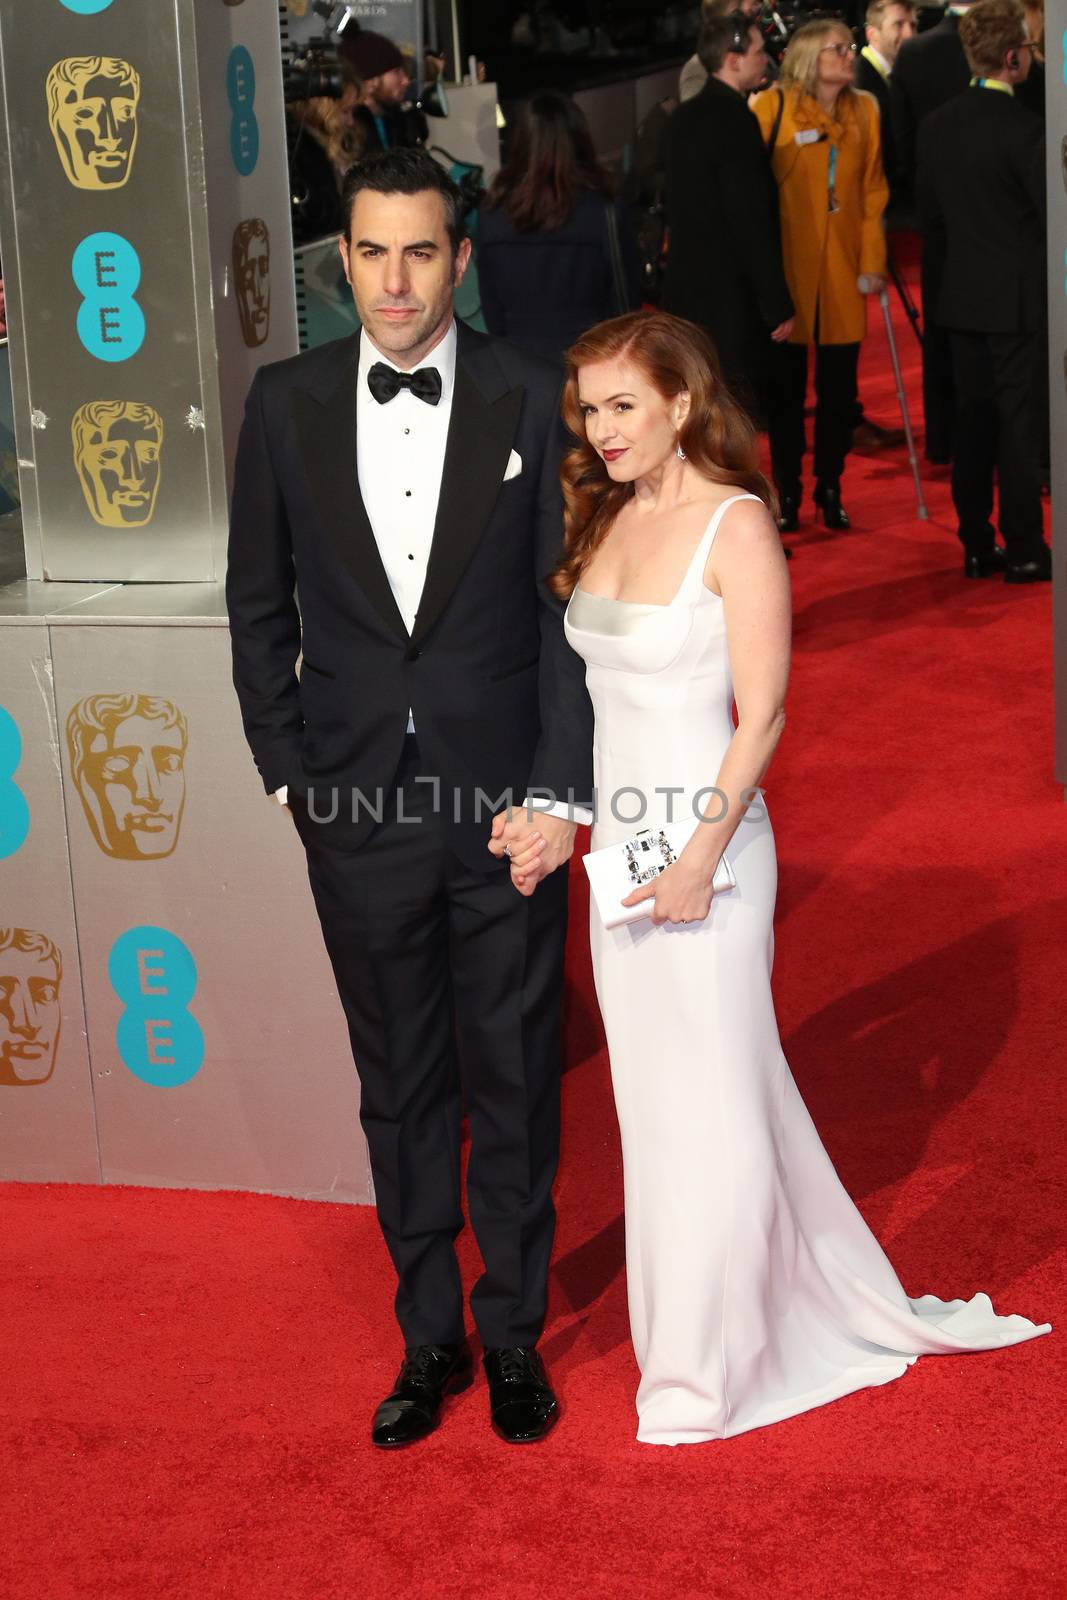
[564,493,1050,1446]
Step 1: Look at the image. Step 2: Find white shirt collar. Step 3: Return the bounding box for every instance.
[358,319,457,408]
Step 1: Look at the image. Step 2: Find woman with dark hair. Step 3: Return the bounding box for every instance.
[476,91,642,361]
[498,309,1049,1445]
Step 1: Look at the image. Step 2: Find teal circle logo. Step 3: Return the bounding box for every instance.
[59,0,115,12]
[72,232,145,361]
[227,47,259,175]
[0,707,30,859]
[109,925,205,1087]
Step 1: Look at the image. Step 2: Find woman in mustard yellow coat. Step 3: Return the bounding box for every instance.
[753,20,889,531]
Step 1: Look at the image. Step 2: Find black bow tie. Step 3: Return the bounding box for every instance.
[367,362,443,406]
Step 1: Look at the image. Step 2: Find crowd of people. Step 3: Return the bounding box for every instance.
[287,3,1051,583]
[659,0,1051,579]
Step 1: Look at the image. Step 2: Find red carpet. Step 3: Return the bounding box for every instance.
[3,252,1062,1599]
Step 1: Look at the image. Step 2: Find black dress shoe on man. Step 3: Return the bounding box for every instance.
[1004,547,1053,584]
[813,480,850,530]
[371,1343,473,1449]
[963,546,1006,579]
[484,1347,558,1444]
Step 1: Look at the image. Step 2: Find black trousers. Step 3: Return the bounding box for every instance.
[919,244,954,462]
[767,340,860,492]
[290,737,569,1349]
[948,329,1045,562]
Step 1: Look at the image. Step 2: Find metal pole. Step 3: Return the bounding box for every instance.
[880,288,928,521]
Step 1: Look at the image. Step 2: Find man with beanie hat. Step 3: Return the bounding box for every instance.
[340,29,423,155]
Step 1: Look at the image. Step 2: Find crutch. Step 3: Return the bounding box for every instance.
[879,287,928,520]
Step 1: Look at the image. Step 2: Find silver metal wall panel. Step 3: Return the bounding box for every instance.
[190,0,299,501]
[0,623,100,1183]
[1048,3,1067,790]
[0,0,298,582]
[46,618,372,1202]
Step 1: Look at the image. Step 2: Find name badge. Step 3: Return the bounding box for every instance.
[794,129,822,146]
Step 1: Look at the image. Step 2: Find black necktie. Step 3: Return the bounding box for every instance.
[367,362,442,407]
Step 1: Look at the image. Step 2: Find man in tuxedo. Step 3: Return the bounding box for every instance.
[227,149,593,1446]
[916,0,1050,582]
[891,3,973,462]
[664,13,794,425]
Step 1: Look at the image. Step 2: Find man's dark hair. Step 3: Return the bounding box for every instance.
[697,11,757,75]
[341,148,466,253]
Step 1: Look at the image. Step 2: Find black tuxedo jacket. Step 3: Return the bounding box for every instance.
[226,320,593,869]
[916,86,1045,334]
[662,77,793,366]
[890,16,970,187]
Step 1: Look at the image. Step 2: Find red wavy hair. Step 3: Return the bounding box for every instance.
[552,311,774,599]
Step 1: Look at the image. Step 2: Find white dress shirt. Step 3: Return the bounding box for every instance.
[278,321,588,826]
[356,321,456,648]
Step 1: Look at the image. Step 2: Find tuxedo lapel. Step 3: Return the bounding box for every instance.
[411,332,524,649]
[291,336,408,641]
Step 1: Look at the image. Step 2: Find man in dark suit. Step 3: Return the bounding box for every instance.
[663,12,794,425]
[227,149,594,1446]
[891,4,973,462]
[917,0,1050,581]
[856,0,917,206]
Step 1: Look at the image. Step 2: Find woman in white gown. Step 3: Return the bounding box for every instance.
[506,311,1049,1446]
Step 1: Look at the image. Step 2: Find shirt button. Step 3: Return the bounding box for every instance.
[404,428,410,435]
[405,490,412,497]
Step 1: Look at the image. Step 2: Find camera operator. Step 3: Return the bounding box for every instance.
[286,62,363,247]
[679,0,764,102]
[916,0,1050,583]
[339,30,427,155]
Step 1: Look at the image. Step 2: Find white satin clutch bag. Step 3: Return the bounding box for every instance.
[583,821,736,929]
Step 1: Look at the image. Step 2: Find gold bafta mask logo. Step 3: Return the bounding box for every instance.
[67,695,188,861]
[233,219,271,348]
[46,57,141,191]
[72,402,162,528]
[0,929,62,1087]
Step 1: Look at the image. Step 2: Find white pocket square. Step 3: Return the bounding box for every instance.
[503,449,523,482]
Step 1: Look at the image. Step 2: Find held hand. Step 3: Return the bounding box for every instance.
[489,810,576,894]
[620,859,716,927]
[770,317,795,343]
[857,274,886,296]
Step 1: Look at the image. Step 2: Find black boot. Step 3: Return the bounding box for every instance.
[814,480,850,530]
[776,484,801,533]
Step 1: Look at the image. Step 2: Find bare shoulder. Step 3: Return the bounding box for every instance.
[705,495,786,593]
[712,494,780,551]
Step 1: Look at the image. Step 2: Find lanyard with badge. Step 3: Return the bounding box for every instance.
[793,125,838,213]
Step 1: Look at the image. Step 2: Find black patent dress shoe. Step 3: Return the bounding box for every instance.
[963,546,1006,579]
[1004,547,1052,584]
[371,1343,473,1449]
[813,480,850,530]
[483,1347,558,1444]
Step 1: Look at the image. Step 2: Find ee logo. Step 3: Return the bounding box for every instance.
[0,707,31,860]
[72,233,145,362]
[59,0,115,11]
[226,46,259,176]
[109,925,205,1087]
